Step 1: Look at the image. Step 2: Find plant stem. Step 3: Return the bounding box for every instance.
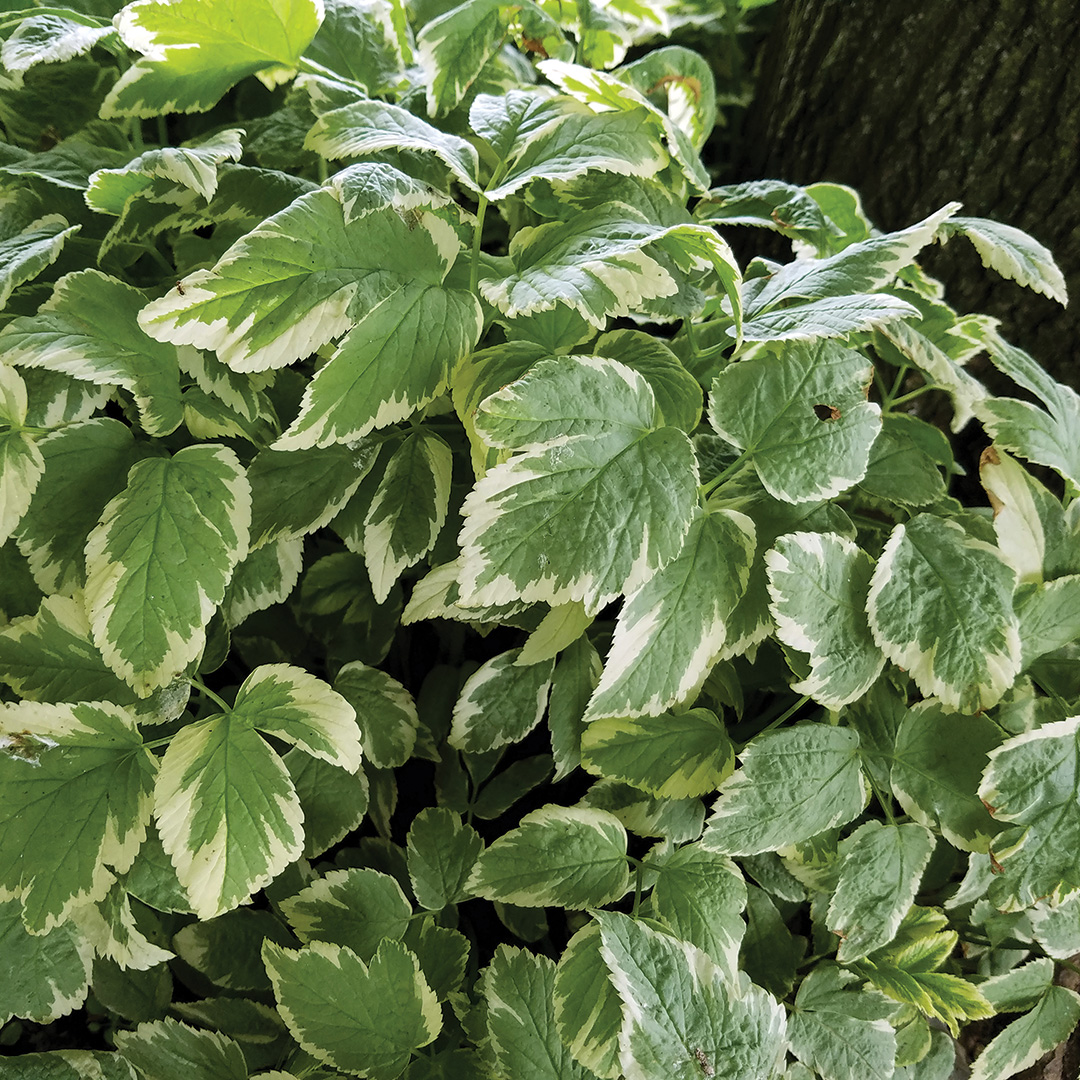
[700,448,751,497]
[758,694,810,737]
[189,675,232,714]
[469,192,489,295]
[632,860,644,917]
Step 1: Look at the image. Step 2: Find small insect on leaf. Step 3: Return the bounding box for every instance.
[693,1047,715,1077]
[0,730,58,767]
[813,403,842,421]
[175,280,185,295]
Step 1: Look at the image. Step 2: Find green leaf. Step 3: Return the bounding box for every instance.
[363,429,452,603]
[486,106,668,201]
[280,868,411,962]
[335,662,418,770]
[980,716,1080,910]
[858,414,947,507]
[975,333,1080,488]
[139,190,465,374]
[460,355,698,614]
[172,907,290,992]
[584,508,755,720]
[617,45,718,151]
[466,804,629,908]
[102,0,324,118]
[0,700,156,931]
[276,281,481,450]
[765,531,884,708]
[581,708,735,800]
[741,293,918,344]
[517,601,592,667]
[416,0,503,116]
[548,634,601,781]
[708,340,881,504]
[867,514,1020,713]
[745,203,959,315]
[0,425,43,548]
[943,216,1068,305]
[0,594,137,705]
[154,669,345,919]
[84,444,250,696]
[787,964,896,1080]
[593,329,703,434]
[306,102,480,192]
[14,419,143,595]
[970,986,1080,1080]
[890,701,1002,852]
[449,648,554,754]
[406,807,484,910]
[553,922,624,1079]
[114,1018,247,1080]
[980,445,1079,583]
[263,938,441,1080]
[0,1049,137,1079]
[593,909,787,1080]
[480,205,737,329]
[1028,894,1080,961]
[230,663,361,771]
[702,724,868,856]
[0,896,91,1024]
[224,536,304,628]
[582,779,704,844]
[0,214,79,310]
[286,748,369,859]
[87,129,245,211]
[827,821,935,962]
[1,14,115,75]
[248,441,378,548]
[650,845,746,979]
[482,946,595,1080]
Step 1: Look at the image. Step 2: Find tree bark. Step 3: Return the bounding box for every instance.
[734,0,1080,386]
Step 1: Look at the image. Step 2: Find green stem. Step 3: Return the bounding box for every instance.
[141,735,174,751]
[469,192,489,295]
[139,242,175,278]
[155,115,168,147]
[757,694,810,738]
[129,117,145,153]
[887,384,935,409]
[632,860,644,917]
[1059,958,1080,979]
[683,317,701,359]
[867,774,897,825]
[700,449,752,497]
[189,675,232,714]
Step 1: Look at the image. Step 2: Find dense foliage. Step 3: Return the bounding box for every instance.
[0,1,1078,1078]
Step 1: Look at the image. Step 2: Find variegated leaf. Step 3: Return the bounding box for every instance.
[708,340,881,504]
[459,355,698,614]
[867,515,1020,713]
[364,428,452,603]
[585,508,755,720]
[139,190,464,375]
[84,445,250,696]
[765,531,884,708]
[101,0,324,118]
[0,700,156,931]
[0,214,79,310]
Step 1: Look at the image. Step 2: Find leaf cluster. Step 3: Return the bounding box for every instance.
[0,2,1077,1079]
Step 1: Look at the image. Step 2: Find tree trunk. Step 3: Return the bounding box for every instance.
[734,0,1080,387]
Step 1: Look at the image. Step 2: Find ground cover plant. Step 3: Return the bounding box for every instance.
[0,1,1078,1078]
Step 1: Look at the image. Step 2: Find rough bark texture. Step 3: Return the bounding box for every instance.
[735,0,1079,386]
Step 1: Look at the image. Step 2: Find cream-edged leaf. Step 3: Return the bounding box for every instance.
[765,531,884,708]
[867,515,1020,714]
[943,216,1068,306]
[102,0,324,118]
[708,340,881,504]
[84,445,250,696]
[363,429,452,603]
[980,716,1080,911]
[702,724,868,856]
[585,508,755,720]
[139,190,462,374]
[223,536,304,627]
[0,214,79,310]
[263,938,441,1079]
[466,805,629,908]
[154,713,303,920]
[449,648,554,754]
[231,663,361,772]
[581,708,735,800]
[334,661,418,769]
[0,700,156,932]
